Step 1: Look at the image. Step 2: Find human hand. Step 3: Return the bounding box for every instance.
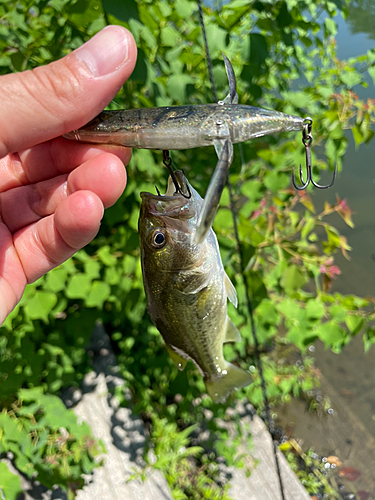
[0,26,137,325]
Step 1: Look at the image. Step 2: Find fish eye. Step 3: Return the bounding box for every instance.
[151,230,167,249]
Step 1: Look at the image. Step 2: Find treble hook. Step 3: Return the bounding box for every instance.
[162,150,191,199]
[292,118,337,191]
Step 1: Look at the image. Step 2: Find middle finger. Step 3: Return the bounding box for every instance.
[0,152,126,233]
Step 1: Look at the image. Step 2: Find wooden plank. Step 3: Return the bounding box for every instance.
[71,327,173,500]
[228,405,311,500]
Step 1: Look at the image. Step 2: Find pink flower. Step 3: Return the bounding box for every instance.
[251,210,262,220]
[319,261,341,279]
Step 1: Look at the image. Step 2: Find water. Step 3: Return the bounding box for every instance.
[312,8,375,435]
[278,5,375,496]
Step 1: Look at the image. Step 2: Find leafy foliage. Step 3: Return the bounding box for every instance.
[0,389,104,499]
[0,463,22,500]
[1,0,375,498]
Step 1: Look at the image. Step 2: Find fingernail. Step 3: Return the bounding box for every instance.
[74,26,130,78]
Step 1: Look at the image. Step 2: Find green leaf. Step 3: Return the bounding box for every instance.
[264,170,289,192]
[240,179,262,199]
[317,321,345,347]
[175,0,196,18]
[287,326,316,351]
[130,47,147,83]
[324,17,337,36]
[84,260,101,280]
[256,300,279,326]
[213,210,234,230]
[97,246,117,266]
[364,327,375,352]
[301,217,316,240]
[24,292,57,323]
[0,463,22,500]
[249,33,269,68]
[241,242,255,271]
[45,268,67,293]
[243,270,268,309]
[340,70,362,88]
[102,0,139,21]
[205,24,227,55]
[10,51,27,72]
[65,0,102,27]
[305,300,325,319]
[280,265,306,293]
[161,25,180,47]
[276,3,293,29]
[105,266,120,285]
[329,304,347,321]
[166,74,195,103]
[368,65,375,86]
[85,281,111,308]
[345,316,364,336]
[66,274,92,299]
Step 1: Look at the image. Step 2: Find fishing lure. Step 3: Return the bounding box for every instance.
[64,56,336,242]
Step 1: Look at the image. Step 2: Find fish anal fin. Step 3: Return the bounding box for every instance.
[166,344,188,371]
[225,317,241,343]
[205,363,252,402]
[224,272,237,308]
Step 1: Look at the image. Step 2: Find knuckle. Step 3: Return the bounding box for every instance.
[23,62,84,120]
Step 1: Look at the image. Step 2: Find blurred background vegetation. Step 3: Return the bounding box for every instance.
[1,0,375,498]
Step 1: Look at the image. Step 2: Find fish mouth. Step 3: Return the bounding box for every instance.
[140,171,195,219]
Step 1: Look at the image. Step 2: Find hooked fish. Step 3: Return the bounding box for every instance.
[138,170,252,402]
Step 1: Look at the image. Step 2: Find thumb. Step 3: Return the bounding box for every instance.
[0,26,137,159]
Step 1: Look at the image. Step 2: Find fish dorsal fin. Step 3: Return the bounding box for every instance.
[224,272,238,308]
[166,344,188,371]
[224,317,241,343]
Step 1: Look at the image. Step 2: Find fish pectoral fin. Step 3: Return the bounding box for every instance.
[196,286,212,320]
[224,317,241,343]
[166,345,188,371]
[205,362,252,402]
[182,267,215,294]
[224,272,238,307]
[195,139,234,244]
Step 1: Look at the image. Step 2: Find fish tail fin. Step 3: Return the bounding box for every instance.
[205,363,252,403]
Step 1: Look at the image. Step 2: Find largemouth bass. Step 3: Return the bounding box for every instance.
[138,171,252,402]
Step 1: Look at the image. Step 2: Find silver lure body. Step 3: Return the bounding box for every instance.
[64,104,304,150]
